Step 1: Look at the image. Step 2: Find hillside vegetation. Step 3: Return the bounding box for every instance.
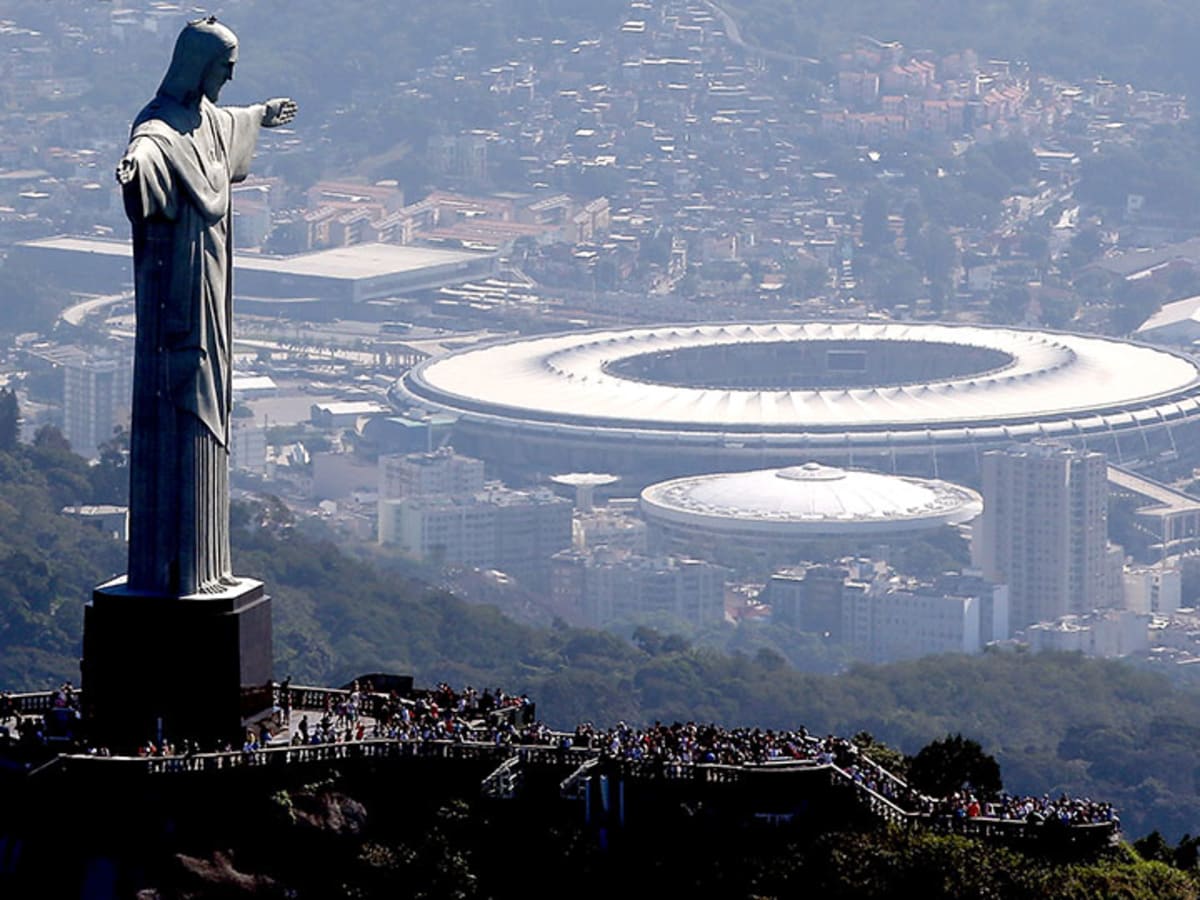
[3,439,1200,838]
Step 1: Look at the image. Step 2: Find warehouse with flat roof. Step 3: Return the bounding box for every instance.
[14,236,497,309]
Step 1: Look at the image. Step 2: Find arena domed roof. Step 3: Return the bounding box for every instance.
[640,463,982,537]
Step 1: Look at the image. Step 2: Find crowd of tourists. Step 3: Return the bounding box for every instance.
[0,682,80,747]
[265,690,1114,831]
[923,791,1119,827]
[277,680,535,749]
[2,679,1117,831]
[515,719,859,768]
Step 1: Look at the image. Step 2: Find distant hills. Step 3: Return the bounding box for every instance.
[732,0,1200,95]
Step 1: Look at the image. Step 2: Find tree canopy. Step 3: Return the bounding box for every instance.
[908,733,1003,800]
[3,440,1200,838]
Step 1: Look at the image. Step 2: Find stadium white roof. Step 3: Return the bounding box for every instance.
[404,321,1200,434]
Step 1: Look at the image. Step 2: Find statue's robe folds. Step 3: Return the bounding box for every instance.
[122,96,261,596]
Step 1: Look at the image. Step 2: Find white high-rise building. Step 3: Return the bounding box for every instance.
[379,447,485,500]
[230,415,268,475]
[1123,564,1182,616]
[61,345,132,459]
[376,450,572,591]
[379,496,496,567]
[975,443,1112,630]
[1027,609,1151,657]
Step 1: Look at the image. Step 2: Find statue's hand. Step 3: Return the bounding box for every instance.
[262,98,297,128]
[116,155,137,186]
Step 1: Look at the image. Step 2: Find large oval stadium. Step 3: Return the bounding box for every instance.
[396,321,1200,481]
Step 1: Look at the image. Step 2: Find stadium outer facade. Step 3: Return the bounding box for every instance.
[395,321,1200,482]
[640,463,983,556]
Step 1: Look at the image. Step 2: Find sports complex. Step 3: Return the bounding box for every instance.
[640,462,983,555]
[396,321,1200,480]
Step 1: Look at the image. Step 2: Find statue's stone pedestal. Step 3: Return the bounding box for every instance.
[81,576,272,749]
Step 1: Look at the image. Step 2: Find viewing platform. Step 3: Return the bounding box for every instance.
[0,680,1120,853]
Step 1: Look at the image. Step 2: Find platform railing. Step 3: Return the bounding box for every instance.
[2,690,68,716]
[5,688,1119,841]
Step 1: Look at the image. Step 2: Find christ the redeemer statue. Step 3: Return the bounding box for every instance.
[117,17,296,596]
[84,17,294,747]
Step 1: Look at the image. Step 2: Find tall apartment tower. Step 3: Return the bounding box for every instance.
[976,443,1110,629]
[61,346,133,459]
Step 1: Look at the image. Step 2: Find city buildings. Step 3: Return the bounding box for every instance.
[765,561,1009,663]
[1123,564,1182,616]
[376,448,571,590]
[975,443,1117,630]
[1026,609,1151,657]
[551,548,728,627]
[57,344,131,459]
[230,415,268,476]
[12,237,499,317]
[379,446,485,500]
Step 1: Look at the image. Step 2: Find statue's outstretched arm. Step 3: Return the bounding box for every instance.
[261,98,297,128]
[115,135,156,185]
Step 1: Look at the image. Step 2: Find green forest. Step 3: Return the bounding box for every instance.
[134,787,1200,899]
[5,430,1200,845]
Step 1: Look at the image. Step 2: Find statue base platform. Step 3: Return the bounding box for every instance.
[81,576,273,750]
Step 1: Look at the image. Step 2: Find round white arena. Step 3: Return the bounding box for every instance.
[397,321,1200,480]
[641,463,982,556]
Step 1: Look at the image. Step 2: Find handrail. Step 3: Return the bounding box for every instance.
[53,737,517,775]
[559,757,600,799]
[826,763,918,826]
[3,691,73,716]
[279,684,528,729]
[3,684,1117,840]
[823,763,1119,838]
[29,735,1120,840]
[480,754,522,799]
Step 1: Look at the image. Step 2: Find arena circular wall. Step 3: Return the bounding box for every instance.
[640,463,983,556]
[396,321,1200,480]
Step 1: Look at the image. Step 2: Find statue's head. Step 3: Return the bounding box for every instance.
[158,17,238,106]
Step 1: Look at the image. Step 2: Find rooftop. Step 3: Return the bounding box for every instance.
[20,236,494,282]
[403,321,1200,434]
[641,463,982,535]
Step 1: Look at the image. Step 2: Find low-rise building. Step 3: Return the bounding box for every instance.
[1026,609,1151,657]
[765,562,1009,663]
[1123,564,1182,616]
[377,470,572,591]
[551,548,728,627]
